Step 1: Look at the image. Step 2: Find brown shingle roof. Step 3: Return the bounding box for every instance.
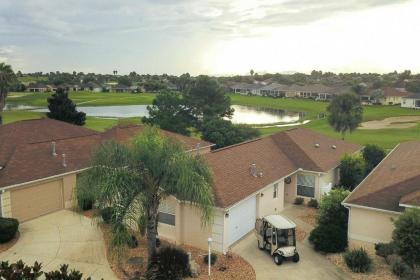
[344,141,420,212]
[0,119,211,188]
[206,128,361,208]
[400,190,420,208]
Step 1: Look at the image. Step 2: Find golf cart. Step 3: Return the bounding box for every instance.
[255,215,300,265]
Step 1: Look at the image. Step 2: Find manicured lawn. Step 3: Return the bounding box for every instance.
[6,91,156,107]
[4,93,420,149]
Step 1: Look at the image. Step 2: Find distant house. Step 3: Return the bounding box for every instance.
[367,87,410,105]
[26,83,49,92]
[343,140,420,250]
[230,82,263,95]
[112,84,133,93]
[81,82,102,92]
[401,92,420,109]
[259,83,289,97]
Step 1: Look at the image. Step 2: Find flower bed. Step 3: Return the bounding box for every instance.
[101,224,255,280]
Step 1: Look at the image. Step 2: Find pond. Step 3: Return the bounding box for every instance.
[6,104,303,125]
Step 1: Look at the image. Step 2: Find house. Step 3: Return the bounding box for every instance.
[342,140,420,251]
[259,83,289,97]
[0,119,360,254]
[367,87,410,105]
[0,119,212,222]
[230,82,263,95]
[158,128,360,253]
[26,83,49,92]
[112,84,134,93]
[401,92,420,109]
[81,82,102,92]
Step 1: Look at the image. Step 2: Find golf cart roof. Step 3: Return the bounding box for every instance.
[264,215,296,229]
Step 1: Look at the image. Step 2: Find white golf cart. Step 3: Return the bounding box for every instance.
[255,215,300,265]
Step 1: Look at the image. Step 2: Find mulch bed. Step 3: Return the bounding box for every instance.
[0,232,20,254]
[326,253,397,280]
[297,207,318,227]
[100,224,255,280]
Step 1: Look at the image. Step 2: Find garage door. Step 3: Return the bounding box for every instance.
[11,180,63,221]
[228,195,256,246]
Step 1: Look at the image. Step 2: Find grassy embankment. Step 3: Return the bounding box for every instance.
[3,92,420,148]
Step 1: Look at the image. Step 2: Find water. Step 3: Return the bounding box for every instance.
[8,104,302,125]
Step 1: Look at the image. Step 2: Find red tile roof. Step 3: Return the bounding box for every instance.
[344,141,420,212]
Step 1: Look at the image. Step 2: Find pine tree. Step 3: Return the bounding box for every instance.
[47,88,86,125]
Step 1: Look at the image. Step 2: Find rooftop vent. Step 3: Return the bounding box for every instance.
[62,154,67,168]
[314,143,320,148]
[249,163,258,177]
[52,141,57,156]
[391,164,397,170]
[257,171,263,177]
[331,145,337,149]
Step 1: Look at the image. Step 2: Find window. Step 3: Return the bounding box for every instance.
[297,174,315,198]
[158,200,176,226]
[273,183,278,198]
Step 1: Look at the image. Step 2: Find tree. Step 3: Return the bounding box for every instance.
[0,63,16,124]
[327,93,363,139]
[117,76,132,86]
[370,89,384,104]
[143,91,193,135]
[201,118,260,149]
[47,88,86,125]
[362,144,386,174]
[250,69,254,76]
[406,79,420,93]
[309,188,350,253]
[351,84,367,95]
[78,127,214,266]
[339,154,366,190]
[392,208,420,267]
[184,75,233,120]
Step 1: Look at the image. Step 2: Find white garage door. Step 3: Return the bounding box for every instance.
[228,195,256,246]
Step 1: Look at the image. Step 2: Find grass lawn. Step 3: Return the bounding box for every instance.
[4,93,420,149]
[6,91,156,107]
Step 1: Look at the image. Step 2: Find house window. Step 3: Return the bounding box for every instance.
[158,200,176,226]
[297,174,315,198]
[273,183,278,198]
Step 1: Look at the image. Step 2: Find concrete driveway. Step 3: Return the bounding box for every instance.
[0,210,117,280]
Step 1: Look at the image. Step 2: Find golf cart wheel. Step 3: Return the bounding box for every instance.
[273,254,283,265]
[293,253,300,263]
[257,240,264,250]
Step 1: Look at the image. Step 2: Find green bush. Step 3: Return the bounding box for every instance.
[374,242,396,258]
[75,174,94,211]
[385,254,402,265]
[0,217,19,243]
[362,144,386,174]
[344,248,372,273]
[203,253,217,266]
[339,154,366,190]
[391,258,412,278]
[307,198,319,208]
[127,235,138,249]
[294,197,304,205]
[45,264,91,280]
[392,208,420,267]
[309,224,348,253]
[146,247,191,280]
[100,207,113,224]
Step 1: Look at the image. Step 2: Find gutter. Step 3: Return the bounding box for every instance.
[342,202,402,215]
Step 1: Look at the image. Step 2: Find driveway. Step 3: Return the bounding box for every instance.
[232,205,350,280]
[0,210,117,280]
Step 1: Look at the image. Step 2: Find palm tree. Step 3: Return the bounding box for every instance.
[78,126,214,265]
[0,63,16,123]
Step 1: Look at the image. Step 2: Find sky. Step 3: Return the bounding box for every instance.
[0,0,419,75]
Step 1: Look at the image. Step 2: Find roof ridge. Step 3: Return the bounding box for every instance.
[28,132,100,145]
[209,136,265,153]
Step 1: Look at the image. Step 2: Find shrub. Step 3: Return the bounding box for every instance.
[391,258,412,278]
[307,199,319,208]
[374,242,396,258]
[0,260,42,279]
[203,253,217,266]
[75,174,94,211]
[339,154,366,190]
[392,208,420,267]
[294,197,304,205]
[309,224,348,253]
[317,189,350,229]
[127,235,138,249]
[146,247,190,280]
[100,207,113,224]
[45,264,91,280]
[362,144,386,174]
[344,248,372,273]
[385,254,402,265]
[0,217,19,243]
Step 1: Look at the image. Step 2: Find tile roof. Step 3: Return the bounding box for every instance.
[206,128,361,208]
[0,119,211,188]
[344,141,420,212]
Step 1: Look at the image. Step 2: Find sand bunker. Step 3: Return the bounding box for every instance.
[360,116,420,130]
